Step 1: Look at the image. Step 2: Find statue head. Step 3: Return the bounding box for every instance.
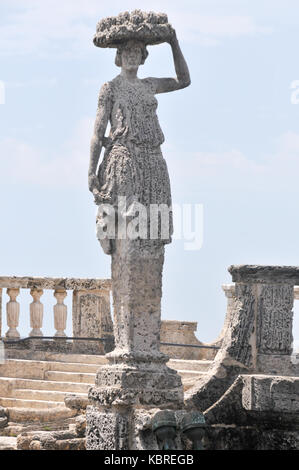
[115,40,148,69]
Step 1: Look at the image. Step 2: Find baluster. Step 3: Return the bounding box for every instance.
[6,288,20,338]
[29,288,44,337]
[54,289,67,337]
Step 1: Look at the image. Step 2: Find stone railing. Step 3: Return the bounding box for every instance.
[0,276,113,342]
[185,265,299,412]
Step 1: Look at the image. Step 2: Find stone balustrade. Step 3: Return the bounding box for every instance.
[0,277,113,344]
[185,265,299,413]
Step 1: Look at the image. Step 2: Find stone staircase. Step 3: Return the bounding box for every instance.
[0,354,212,423]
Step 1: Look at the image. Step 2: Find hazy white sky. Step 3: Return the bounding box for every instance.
[0,0,299,347]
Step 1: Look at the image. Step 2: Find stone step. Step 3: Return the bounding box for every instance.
[0,357,212,380]
[48,353,212,372]
[178,370,208,380]
[13,389,88,403]
[45,371,96,384]
[0,359,99,377]
[168,359,212,372]
[47,362,99,373]
[5,407,77,423]
[0,397,65,410]
[6,378,90,394]
[47,353,108,365]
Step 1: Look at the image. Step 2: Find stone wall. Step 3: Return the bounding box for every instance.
[160,320,217,360]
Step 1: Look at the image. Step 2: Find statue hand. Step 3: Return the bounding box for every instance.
[93,189,102,205]
[88,172,100,193]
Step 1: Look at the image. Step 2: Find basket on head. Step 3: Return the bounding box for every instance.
[93,10,175,48]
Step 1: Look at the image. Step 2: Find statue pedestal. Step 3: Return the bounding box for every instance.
[86,239,184,450]
[86,358,184,450]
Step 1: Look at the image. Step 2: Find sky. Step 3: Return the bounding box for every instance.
[0,0,299,348]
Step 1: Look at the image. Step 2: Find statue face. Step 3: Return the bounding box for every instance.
[121,42,143,70]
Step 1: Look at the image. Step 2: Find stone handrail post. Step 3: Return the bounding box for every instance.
[6,288,20,339]
[29,288,44,337]
[54,289,67,337]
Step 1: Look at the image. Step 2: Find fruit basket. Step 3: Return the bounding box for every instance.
[93,10,175,48]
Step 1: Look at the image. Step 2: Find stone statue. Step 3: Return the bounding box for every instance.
[88,10,190,254]
[86,11,191,450]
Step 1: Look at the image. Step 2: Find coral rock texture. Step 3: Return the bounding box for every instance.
[94,10,175,48]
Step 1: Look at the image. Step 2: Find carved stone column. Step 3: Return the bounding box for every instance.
[29,288,44,337]
[53,289,67,337]
[6,288,20,339]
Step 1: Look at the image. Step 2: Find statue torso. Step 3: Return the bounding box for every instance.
[108,75,165,148]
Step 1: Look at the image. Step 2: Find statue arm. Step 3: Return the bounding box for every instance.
[146,34,191,94]
[88,83,111,195]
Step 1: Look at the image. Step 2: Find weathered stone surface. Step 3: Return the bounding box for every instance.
[89,386,183,409]
[160,320,215,360]
[110,240,168,363]
[242,375,299,413]
[229,264,299,284]
[222,283,256,368]
[0,276,111,291]
[1,424,24,436]
[0,406,8,429]
[184,282,257,411]
[7,407,77,424]
[29,440,41,450]
[72,289,113,338]
[203,374,299,431]
[256,284,293,355]
[0,417,8,429]
[94,10,175,48]
[75,414,86,437]
[257,354,299,375]
[72,288,113,354]
[95,364,181,389]
[185,266,298,414]
[86,407,129,450]
[202,426,299,451]
[0,436,17,450]
[64,394,89,411]
[17,425,86,450]
[55,438,86,450]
